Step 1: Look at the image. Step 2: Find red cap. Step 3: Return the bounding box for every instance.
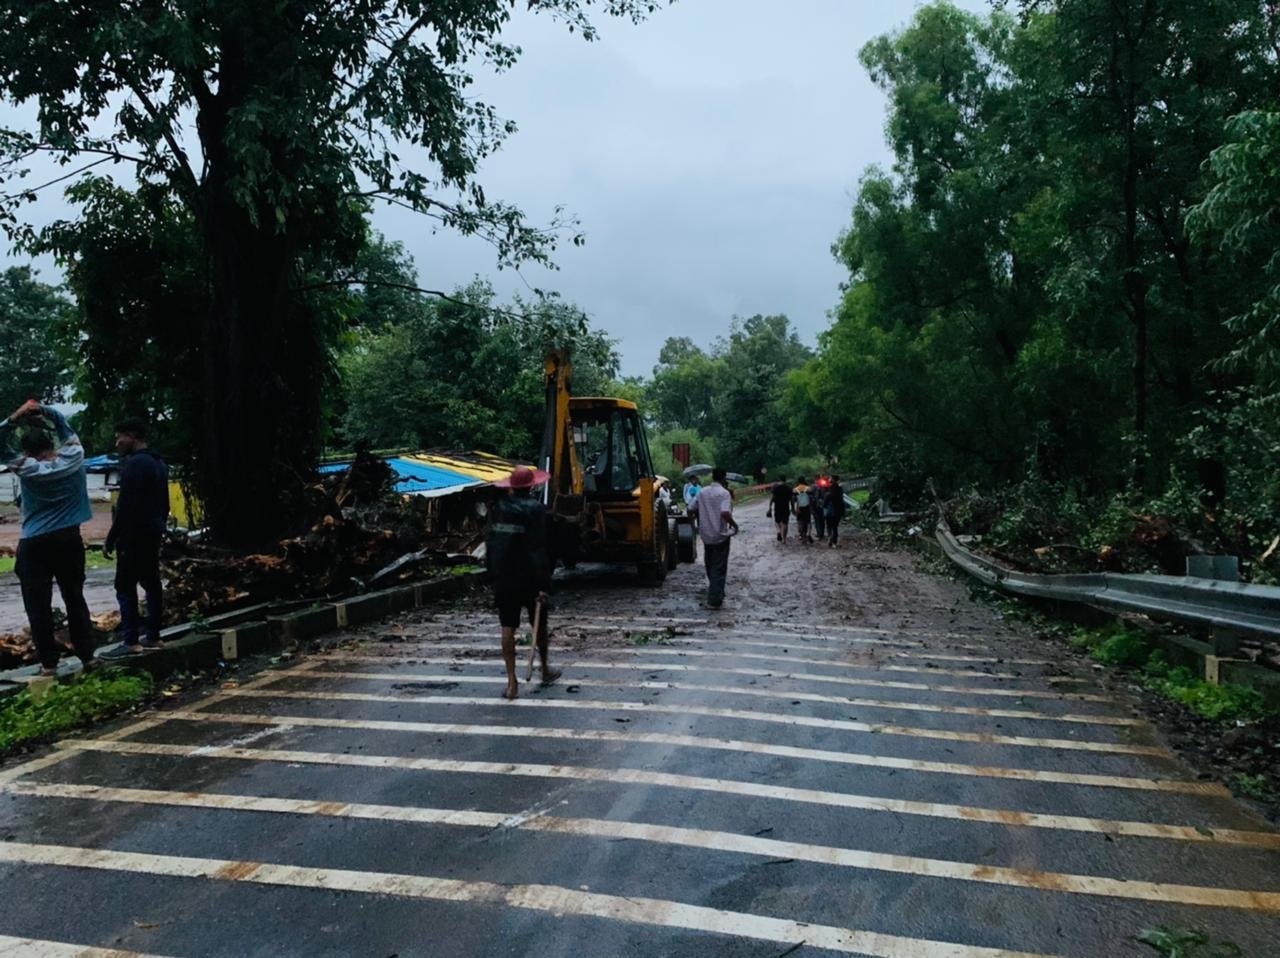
[495,466,549,489]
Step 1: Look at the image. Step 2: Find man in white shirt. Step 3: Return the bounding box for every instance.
[694,467,738,609]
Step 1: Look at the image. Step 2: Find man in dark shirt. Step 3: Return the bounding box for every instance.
[767,475,792,543]
[101,418,169,657]
[487,466,559,699]
[826,474,848,548]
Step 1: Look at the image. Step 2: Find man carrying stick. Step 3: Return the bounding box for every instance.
[487,466,560,700]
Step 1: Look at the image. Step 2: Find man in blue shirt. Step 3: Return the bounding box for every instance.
[102,417,169,656]
[0,400,98,675]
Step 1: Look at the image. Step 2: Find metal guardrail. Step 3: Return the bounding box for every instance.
[935,520,1280,642]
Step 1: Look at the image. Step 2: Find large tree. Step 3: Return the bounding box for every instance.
[0,0,659,546]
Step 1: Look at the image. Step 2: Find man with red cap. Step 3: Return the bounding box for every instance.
[486,465,559,699]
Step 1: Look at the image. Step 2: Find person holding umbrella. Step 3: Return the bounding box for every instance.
[487,465,559,700]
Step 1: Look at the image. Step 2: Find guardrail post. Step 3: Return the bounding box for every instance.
[1186,555,1239,581]
[1209,628,1242,658]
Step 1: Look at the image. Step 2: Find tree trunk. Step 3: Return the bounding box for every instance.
[196,189,320,547]
[190,13,324,548]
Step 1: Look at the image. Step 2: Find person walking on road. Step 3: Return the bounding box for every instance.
[0,400,98,676]
[811,475,827,541]
[767,475,792,543]
[793,476,814,544]
[683,477,700,529]
[487,466,560,700]
[695,466,738,609]
[101,418,169,658]
[825,474,848,548]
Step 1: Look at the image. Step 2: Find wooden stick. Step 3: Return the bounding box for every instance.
[526,596,545,682]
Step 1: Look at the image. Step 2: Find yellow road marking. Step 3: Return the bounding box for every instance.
[9,782,1277,909]
[154,706,1217,793]
[53,739,1273,845]
[227,687,1163,756]
[0,840,1061,958]
[298,666,1138,727]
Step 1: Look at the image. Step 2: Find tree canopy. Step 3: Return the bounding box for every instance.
[0,0,661,546]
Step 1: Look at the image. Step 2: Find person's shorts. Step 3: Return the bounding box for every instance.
[494,586,548,629]
[773,507,791,524]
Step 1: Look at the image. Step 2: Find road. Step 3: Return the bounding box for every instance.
[0,500,1277,956]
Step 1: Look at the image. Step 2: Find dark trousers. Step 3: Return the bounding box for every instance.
[703,540,731,607]
[812,506,826,539]
[15,527,96,669]
[828,515,843,545]
[115,535,163,644]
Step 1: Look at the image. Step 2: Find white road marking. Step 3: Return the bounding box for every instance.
[445,612,988,642]
[319,652,1101,698]
[0,840,1063,958]
[8,782,1277,909]
[155,706,1221,794]
[226,687,1163,755]
[421,624,991,652]
[0,934,171,957]
[297,666,1139,727]
[318,652,1106,702]
[386,641,1055,671]
[56,738,1269,846]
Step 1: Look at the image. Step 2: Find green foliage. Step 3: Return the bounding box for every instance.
[1233,773,1275,803]
[796,0,1280,548]
[36,177,204,467]
[1187,110,1280,390]
[340,279,618,459]
[649,316,813,477]
[0,669,153,752]
[1142,654,1267,723]
[0,0,662,545]
[1135,926,1241,958]
[0,266,69,414]
[1070,623,1151,668]
[649,427,717,486]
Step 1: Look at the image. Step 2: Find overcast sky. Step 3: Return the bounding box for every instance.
[4,1,989,378]
[380,0,990,375]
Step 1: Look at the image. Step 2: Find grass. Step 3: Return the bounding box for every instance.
[1069,622,1270,723]
[0,550,115,575]
[1136,926,1241,957]
[1070,622,1151,667]
[1234,773,1276,803]
[0,668,153,752]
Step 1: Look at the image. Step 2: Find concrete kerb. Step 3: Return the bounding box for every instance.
[0,570,486,693]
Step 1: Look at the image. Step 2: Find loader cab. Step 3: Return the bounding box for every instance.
[571,399,655,500]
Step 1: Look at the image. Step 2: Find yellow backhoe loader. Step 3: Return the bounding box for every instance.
[539,349,695,582]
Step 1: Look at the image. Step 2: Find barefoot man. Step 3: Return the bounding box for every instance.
[487,466,560,699]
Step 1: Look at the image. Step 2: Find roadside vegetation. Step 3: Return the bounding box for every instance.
[784,2,1280,583]
[0,668,152,754]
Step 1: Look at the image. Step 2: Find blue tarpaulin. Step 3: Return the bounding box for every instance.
[319,455,488,496]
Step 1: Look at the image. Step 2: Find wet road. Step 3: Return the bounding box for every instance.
[0,500,1277,956]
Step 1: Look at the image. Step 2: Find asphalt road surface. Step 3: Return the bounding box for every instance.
[0,500,1277,956]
